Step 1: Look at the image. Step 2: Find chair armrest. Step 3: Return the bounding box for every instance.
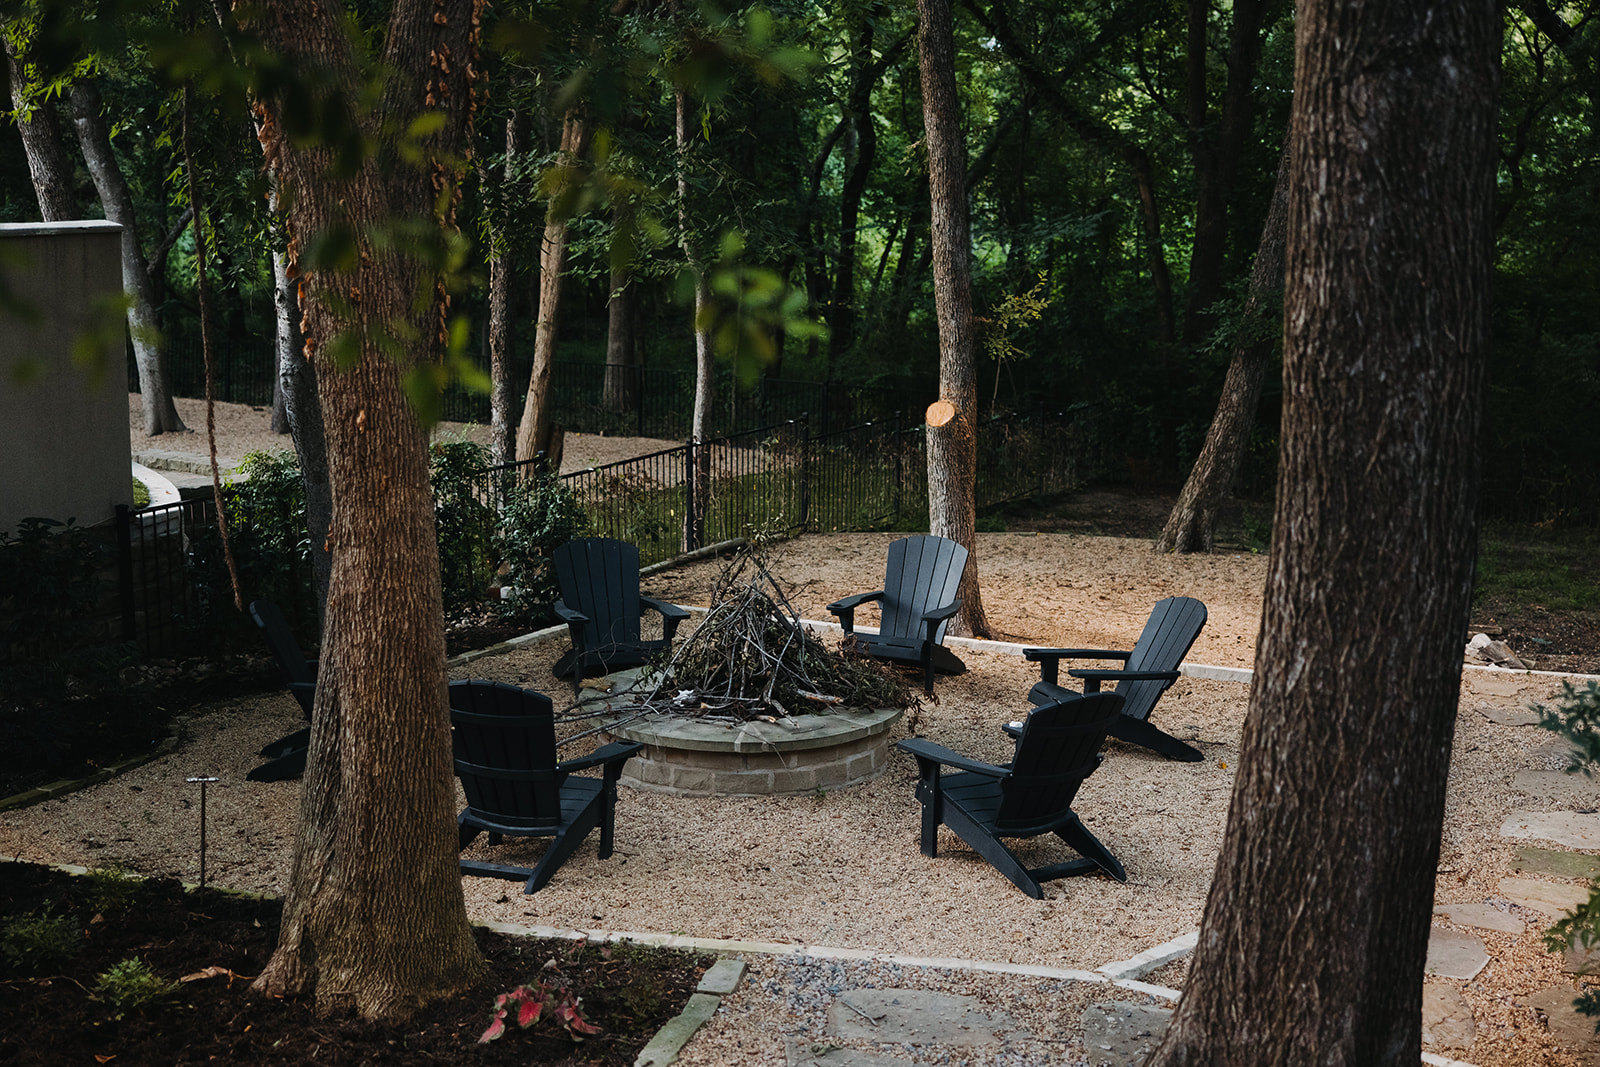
[553,601,589,627]
[826,590,882,632]
[1022,646,1131,685]
[640,596,690,643]
[1068,668,1180,683]
[920,600,961,625]
[640,596,690,622]
[557,740,643,776]
[896,738,1007,778]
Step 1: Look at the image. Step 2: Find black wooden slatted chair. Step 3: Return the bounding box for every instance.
[1008,596,1209,762]
[826,534,969,694]
[450,679,642,894]
[897,691,1128,898]
[552,537,689,696]
[246,600,317,782]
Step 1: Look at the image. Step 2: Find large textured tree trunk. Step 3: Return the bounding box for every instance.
[1154,138,1290,554]
[70,79,187,436]
[5,40,78,222]
[1146,0,1498,1058]
[514,112,587,470]
[244,0,485,1020]
[487,110,523,470]
[917,0,989,639]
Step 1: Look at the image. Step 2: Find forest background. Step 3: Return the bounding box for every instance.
[4,0,1595,534]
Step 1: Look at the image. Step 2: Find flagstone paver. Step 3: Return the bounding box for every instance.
[1421,984,1477,1049]
[1425,927,1491,980]
[1432,901,1524,934]
[785,1040,911,1067]
[1512,768,1600,800]
[1080,1001,1173,1067]
[1501,810,1600,850]
[827,989,1016,1045]
[1475,703,1542,726]
[1528,985,1600,1066]
[1498,877,1593,916]
[1515,846,1600,881]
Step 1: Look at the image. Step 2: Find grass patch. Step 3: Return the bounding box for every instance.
[1474,523,1600,614]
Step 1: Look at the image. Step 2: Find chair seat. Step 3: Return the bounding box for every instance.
[849,634,968,676]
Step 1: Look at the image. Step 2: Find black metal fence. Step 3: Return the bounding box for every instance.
[96,404,1096,655]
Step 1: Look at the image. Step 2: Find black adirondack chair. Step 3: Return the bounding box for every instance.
[450,679,643,894]
[246,600,316,782]
[897,690,1128,898]
[826,534,969,694]
[1010,596,1209,762]
[552,538,690,695]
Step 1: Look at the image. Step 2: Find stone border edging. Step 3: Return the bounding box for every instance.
[0,723,182,813]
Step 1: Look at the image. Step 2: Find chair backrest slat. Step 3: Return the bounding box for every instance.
[996,692,1123,833]
[248,600,315,689]
[1113,596,1207,722]
[449,680,562,826]
[879,535,968,643]
[555,538,644,648]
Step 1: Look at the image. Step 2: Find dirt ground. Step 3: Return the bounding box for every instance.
[90,396,1600,1063]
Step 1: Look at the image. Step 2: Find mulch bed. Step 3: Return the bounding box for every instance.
[0,862,708,1066]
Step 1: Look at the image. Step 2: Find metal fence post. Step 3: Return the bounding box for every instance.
[797,414,810,531]
[114,504,136,645]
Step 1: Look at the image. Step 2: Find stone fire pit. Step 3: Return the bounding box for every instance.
[599,705,902,796]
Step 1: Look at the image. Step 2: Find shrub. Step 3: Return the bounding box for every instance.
[0,905,81,975]
[84,864,141,916]
[496,476,589,616]
[430,439,498,613]
[93,958,179,1019]
[1534,681,1600,1027]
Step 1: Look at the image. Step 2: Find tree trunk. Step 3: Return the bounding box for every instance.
[487,110,524,471]
[272,232,332,618]
[1146,0,1498,1057]
[917,0,989,639]
[677,84,714,552]
[5,40,78,222]
[1154,137,1290,554]
[70,79,187,436]
[602,249,640,419]
[244,0,485,1020]
[513,112,587,470]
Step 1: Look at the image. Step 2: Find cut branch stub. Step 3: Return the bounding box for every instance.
[926,399,957,427]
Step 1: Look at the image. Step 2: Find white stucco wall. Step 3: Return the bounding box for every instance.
[0,221,131,535]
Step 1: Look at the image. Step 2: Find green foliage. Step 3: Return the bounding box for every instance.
[495,476,590,616]
[131,477,151,508]
[93,958,179,1019]
[84,864,141,916]
[1532,682,1600,1028]
[979,274,1050,413]
[429,439,497,613]
[1240,506,1273,554]
[0,905,81,976]
[213,450,312,621]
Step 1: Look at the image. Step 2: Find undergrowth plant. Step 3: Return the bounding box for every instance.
[1534,680,1600,1027]
[430,439,498,613]
[0,905,81,975]
[495,475,589,617]
[84,864,141,915]
[477,971,601,1044]
[93,958,179,1019]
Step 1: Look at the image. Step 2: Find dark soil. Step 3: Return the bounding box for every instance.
[0,862,708,1066]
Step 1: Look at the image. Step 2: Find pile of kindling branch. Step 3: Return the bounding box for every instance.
[632,550,917,721]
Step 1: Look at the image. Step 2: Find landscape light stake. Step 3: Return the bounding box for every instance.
[187,777,220,890]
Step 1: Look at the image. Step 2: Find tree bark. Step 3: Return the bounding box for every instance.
[513,111,587,470]
[1145,0,1498,1057]
[243,0,485,1019]
[5,39,78,222]
[70,79,187,436]
[602,244,640,419]
[917,0,989,639]
[1154,137,1290,554]
[677,84,714,552]
[272,226,332,618]
[487,110,524,471]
